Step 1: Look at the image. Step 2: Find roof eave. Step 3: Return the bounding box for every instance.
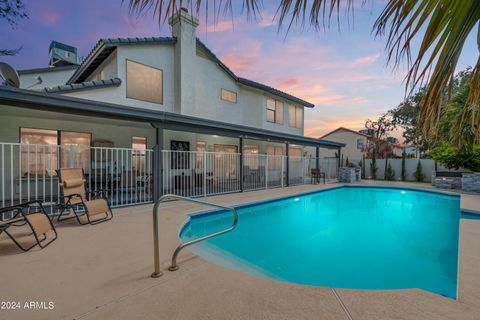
[67,41,109,84]
[0,87,343,149]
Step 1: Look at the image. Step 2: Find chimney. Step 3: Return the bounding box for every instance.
[169,8,199,114]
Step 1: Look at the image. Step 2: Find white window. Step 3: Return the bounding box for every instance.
[288,104,303,129]
[20,128,91,176]
[289,147,302,162]
[244,145,259,169]
[221,88,237,103]
[126,59,163,104]
[266,146,283,170]
[266,98,284,124]
[357,138,365,150]
[60,131,92,174]
[196,141,206,168]
[96,70,105,81]
[20,128,58,177]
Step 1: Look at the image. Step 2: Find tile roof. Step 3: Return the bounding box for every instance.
[67,36,314,108]
[196,39,314,108]
[43,78,121,93]
[67,37,176,84]
[18,65,79,75]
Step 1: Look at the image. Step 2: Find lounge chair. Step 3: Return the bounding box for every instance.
[0,200,57,251]
[57,168,113,225]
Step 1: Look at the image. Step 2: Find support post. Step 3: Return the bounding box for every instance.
[315,147,320,170]
[286,142,290,187]
[153,128,164,201]
[337,147,342,168]
[239,137,244,192]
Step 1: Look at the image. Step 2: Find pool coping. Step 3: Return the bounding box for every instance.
[177,183,478,302]
[184,184,474,220]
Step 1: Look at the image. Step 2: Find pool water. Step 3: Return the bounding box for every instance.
[180,187,461,298]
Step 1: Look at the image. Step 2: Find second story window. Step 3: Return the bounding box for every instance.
[266,98,284,124]
[288,104,303,129]
[221,88,237,103]
[96,70,105,81]
[357,138,365,150]
[126,59,163,104]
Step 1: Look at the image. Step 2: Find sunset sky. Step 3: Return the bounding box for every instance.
[0,0,477,141]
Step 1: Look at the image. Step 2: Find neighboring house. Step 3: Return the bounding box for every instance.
[0,8,343,207]
[319,127,371,163]
[319,127,403,163]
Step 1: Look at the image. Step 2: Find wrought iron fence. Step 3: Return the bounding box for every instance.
[0,144,339,214]
[0,143,154,213]
[161,150,338,197]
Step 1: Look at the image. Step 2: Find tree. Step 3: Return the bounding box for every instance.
[401,151,406,181]
[430,145,480,172]
[389,68,478,151]
[126,0,480,144]
[437,69,478,148]
[385,163,395,181]
[414,161,425,182]
[364,113,396,159]
[389,89,432,155]
[370,151,378,180]
[0,0,27,56]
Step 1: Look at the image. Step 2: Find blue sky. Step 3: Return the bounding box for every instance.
[0,0,476,140]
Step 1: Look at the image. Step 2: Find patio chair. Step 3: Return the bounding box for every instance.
[0,200,57,252]
[57,168,113,225]
[311,169,326,184]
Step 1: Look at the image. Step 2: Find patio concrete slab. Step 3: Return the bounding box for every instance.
[1,182,480,320]
[461,193,480,214]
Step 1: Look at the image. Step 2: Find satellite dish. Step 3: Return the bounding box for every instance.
[0,62,20,88]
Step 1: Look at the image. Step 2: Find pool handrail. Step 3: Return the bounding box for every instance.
[151,194,238,278]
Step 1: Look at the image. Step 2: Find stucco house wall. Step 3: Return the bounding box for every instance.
[320,130,367,161]
[19,67,77,90]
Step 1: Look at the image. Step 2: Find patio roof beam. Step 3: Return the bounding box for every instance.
[0,87,344,150]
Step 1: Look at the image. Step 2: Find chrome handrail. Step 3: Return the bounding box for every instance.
[151,194,238,278]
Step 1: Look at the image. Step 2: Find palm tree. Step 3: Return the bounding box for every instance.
[125,0,480,146]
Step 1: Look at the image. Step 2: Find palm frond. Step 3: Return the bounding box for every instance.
[123,0,261,26]
[374,0,480,145]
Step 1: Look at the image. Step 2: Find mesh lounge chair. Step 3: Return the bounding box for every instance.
[57,168,113,225]
[0,200,57,251]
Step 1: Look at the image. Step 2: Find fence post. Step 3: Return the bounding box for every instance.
[265,155,268,189]
[152,128,164,202]
[239,137,244,192]
[203,151,207,197]
[285,142,290,187]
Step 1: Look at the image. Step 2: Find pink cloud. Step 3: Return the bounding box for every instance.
[38,11,61,25]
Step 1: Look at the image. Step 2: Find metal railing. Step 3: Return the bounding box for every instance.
[161,150,339,198]
[151,194,238,277]
[0,143,153,214]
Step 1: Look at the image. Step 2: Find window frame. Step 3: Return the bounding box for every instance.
[288,104,303,129]
[221,88,237,104]
[125,59,164,105]
[357,138,365,150]
[266,98,284,125]
[19,127,92,176]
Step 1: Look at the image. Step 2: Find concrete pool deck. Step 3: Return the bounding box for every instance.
[0,182,479,320]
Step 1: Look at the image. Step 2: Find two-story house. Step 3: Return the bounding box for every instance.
[0,8,343,208]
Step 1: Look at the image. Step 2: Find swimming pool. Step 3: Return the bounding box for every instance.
[180,187,461,298]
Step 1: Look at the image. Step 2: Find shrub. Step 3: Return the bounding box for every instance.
[385,163,395,181]
[370,151,378,179]
[414,161,425,182]
[430,145,480,172]
[401,152,406,181]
